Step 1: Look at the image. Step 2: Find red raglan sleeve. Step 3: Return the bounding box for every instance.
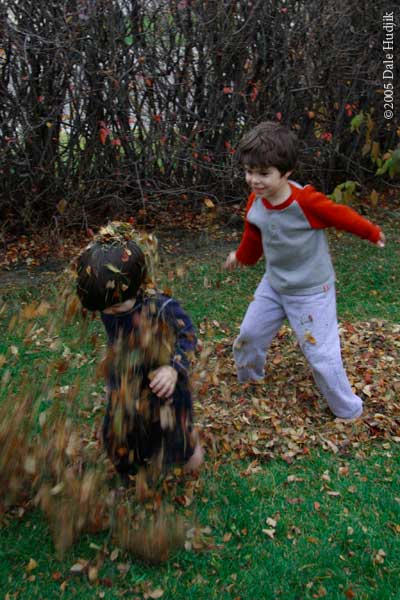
[235,193,264,265]
[299,186,381,243]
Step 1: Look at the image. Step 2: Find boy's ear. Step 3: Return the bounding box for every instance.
[284,170,293,179]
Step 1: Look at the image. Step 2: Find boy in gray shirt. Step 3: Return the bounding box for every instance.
[225,121,385,419]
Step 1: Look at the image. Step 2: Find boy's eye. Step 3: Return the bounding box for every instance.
[245,169,269,176]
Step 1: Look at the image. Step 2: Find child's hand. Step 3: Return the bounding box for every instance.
[376,230,386,248]
[149,366,178,398]
[224,250,239,270]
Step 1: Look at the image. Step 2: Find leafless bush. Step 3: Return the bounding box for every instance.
[0,0,396,231]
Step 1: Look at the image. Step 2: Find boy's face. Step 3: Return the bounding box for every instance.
[103,298,136,315]
[244,165,291,200]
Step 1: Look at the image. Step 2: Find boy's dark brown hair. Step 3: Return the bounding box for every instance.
[76,240,146,311]
[237,121,298,174]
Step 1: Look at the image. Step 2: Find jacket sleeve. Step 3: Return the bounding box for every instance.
[300,186,381,243]
[161,298,197,375]
[235,193,264,265]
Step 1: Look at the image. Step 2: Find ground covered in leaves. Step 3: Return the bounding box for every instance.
[197,320,400,464]
[0,213,399,598]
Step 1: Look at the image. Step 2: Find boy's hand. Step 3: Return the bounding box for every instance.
[224,250,239,270]
[149,366,178,398]
[376,231,386,248]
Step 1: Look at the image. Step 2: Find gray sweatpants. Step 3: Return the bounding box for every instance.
[233,276,363,419]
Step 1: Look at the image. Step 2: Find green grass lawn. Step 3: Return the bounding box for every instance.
[1,446,399,599]
[0,213,399,599]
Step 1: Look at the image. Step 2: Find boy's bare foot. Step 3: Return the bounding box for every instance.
[183,442,204,473]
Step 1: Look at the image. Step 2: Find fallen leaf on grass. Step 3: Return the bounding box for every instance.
[70,560,88,574]
[262,528,275,539]
[26,558,38,572]
[373,549,386,564]
[146,589,164,599]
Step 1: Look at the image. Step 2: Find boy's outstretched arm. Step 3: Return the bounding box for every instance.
[299,186,385,245]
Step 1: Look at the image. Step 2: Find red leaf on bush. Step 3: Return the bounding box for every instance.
[250,86,258,102]
[99,127,110,145]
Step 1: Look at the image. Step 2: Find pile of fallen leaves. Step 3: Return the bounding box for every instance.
[0,230,92,270]
[196,320,400,464]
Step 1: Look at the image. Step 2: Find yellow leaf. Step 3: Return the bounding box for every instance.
[70,561,88,574]
[204,198,215,209]
[371,141,381,162]
[262,528,275,539]
[370,190,379,207]
[148,589,164,599]
[88,566,98,582]
[106,263,122,273]
[304,331,317,344]
[26,558,38,572]
[57,199,67,214]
